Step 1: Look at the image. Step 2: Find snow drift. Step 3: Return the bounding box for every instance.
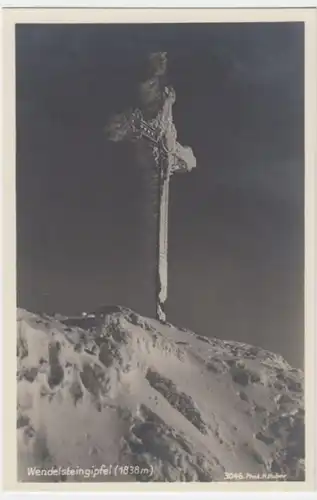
[17,306,305,482]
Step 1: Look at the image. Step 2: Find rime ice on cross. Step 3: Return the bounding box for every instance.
[105,52,196,322]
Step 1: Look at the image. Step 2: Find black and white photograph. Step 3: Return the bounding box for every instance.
[4,9,314,489]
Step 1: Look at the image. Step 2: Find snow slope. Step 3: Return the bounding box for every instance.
[17,306,305,482]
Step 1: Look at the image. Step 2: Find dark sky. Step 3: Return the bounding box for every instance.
[16,22,304,367]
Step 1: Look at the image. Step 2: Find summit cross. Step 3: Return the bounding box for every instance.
[105,52,196,322]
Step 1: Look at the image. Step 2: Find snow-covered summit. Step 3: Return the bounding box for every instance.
[17,306,304,482]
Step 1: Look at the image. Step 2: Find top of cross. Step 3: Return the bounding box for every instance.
[104,52,196,174]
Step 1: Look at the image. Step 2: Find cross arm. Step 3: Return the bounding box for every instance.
[104,108,137,143]
[170,142,197,175]
[105,107,160,145]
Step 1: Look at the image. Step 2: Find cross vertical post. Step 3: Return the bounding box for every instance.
[105,52,196,322]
